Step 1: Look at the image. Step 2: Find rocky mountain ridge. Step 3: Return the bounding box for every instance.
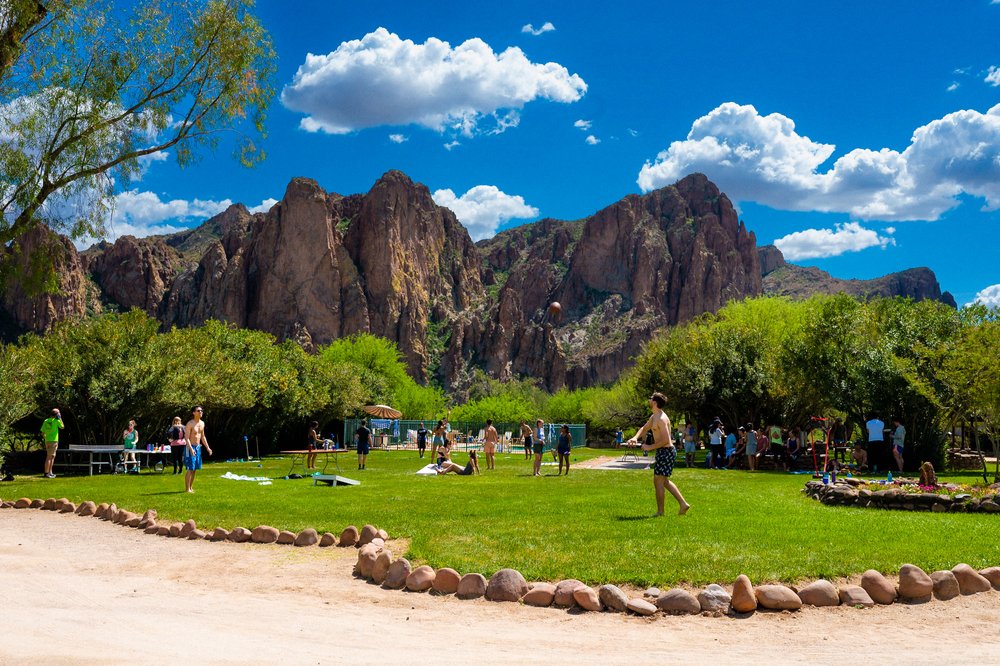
[0,172,955,391]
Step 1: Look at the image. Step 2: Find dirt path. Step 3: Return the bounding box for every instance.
[2,510,999,665]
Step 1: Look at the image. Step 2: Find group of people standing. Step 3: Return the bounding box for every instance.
[408,417,573,476]
[40,406,211,492]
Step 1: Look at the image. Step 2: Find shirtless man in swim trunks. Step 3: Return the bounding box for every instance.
[626,392,691,517]
[483,419,499,470]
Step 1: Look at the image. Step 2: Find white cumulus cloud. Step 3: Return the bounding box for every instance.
[574,119,592,130]
[388,133,408,143]
[947,82,960,92]
[773,222,895,260]
[432,185,539,241]
[521,22,555,36]
[585,135,600,145]
[280,28,586,137]
[968,284,1000,307]
[112,190,233,227]
[637,101,1000,222]
[249,198,278,214]
[986,66,1000,86]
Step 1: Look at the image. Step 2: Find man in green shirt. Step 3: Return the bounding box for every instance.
[41,408,64,478]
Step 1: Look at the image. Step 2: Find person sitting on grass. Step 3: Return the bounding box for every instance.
[435,436,452,468]
[852,442,868,470]
[437,451,480,476]
[786,427,802,471]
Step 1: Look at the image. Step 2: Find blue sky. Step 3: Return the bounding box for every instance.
[113,0,1000,307]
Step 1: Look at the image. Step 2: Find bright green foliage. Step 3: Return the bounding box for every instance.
[0,0,276,247]
[935,312,1000,479]
[318,333,444,419]
[0,341,39,468]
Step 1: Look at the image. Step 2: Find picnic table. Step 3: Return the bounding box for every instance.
[54,445,123,476]
[132,448,171,473]
[280,449,340,476]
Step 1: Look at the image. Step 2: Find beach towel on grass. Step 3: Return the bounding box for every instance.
[415,464,439,476]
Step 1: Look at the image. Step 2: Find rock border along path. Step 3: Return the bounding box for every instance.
[3,495,998,619]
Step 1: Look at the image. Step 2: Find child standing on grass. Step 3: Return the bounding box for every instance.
[556,425,572,476]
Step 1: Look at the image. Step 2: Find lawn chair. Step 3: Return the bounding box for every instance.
[501,431,512,453]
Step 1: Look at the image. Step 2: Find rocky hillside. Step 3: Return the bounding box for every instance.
[0,172,955,391]
[758,245,957,307]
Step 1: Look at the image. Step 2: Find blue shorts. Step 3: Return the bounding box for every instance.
[358,441,370,455]
[557,446,570,455]
[183,445,202,471]
[683,441,696,454]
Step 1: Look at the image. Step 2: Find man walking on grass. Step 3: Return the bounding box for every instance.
[356,419,371,470]
[41,408,64,478]
[626,392,691,517]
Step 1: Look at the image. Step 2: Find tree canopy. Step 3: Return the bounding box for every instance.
[0,0,275,252]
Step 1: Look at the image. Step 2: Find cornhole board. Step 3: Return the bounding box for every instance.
[314,474,360,487]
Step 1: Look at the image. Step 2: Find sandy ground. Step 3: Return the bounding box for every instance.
[2,511,999,665]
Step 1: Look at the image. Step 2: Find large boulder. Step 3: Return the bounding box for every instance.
[371,551,394,585]
[697,584,732,613]
[358,524,379,547]
[59,501,77,514]
[755,585,802,611]
[383,559,412,590]
[456,573,488,599]
[95,503,110,518]
[319,532,337,547]
[339,526,359,547]
[144,524,160,535]
[898,564,933,600]
[552,579,586,607]
[294,528,319,547]
[189,529,207,540]
[30,499,44,509]
[13,498,31,509]
[731,575,757,613]
[931,570,960,601]
[168,523,183,537]
[573,586,604,612]
[155,526,170,536]
[406,565,436,592]
[42,498,57,511]
[276,530,296,545]
[377,529,389,541]
[486,569,528,602]
[838,585,875,608]
[125,515,141,527]
[432,568,461,595]
[208,528,229,542]
[598,584,629,612]
[180,519,198,538]
[656,589,701,615]
[228,527,252,543]
[75,501,97,517]
[251,525,279,544]
[797,580,840,607]
[626,598,657,616]
[355,543,381,578]
[522,583,556,607]
[861,570,896,604]
[980,567,1000,590]
[951,564,992,595]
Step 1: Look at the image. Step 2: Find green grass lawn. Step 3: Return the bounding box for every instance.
[4,448,998,587]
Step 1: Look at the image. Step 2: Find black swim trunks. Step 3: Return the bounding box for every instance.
[653,446,676,477]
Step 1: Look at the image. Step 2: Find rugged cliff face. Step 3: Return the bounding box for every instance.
[758,245,957,307]
[0,172,956,391]
[0,225,97,334]
[471,173,761,389]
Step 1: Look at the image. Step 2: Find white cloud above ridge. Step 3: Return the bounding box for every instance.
[986,66,1000,86]
[968,284,1000,308]
[280,28,586,137]
[521,22,555,36]
[947,82,959,92]
[574,119,592,130]
[637,101,1000,222]
[388,133,408,143]
[585,135,600,145]
[249,198,278,214]
[432,185,539,241]
[773,222,895,260]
